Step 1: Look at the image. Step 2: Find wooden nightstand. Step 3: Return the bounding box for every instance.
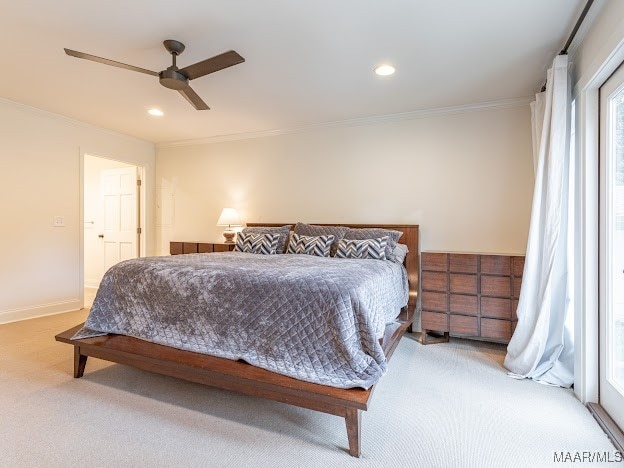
[170,241,235,255]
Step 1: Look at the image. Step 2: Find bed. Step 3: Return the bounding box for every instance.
[55,223,419,457]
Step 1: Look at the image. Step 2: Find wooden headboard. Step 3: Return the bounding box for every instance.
[246,223,419,311]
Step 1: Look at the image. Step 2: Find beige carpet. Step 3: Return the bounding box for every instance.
[0,310,616,467]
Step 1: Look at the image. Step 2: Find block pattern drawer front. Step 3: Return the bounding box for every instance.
[421,253,448,271]
[449,274,477,295]
[422,311,449,332]
[481,256,511,275]
[449,254,477,273]
[450,294,478,315]
[421,251,524,344]
[512,277,522,299]
[170,242,183,255]
[421,271,448,292]
[422,291,448,312]
[481,276,511,297]
[450,315,478,336]
[481,297,511,319]
[512,256,525,276]
[481,318,512,341]
[183,242,199,254]
[198,243,214,253]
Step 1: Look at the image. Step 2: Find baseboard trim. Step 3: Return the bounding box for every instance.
[587,402,624,452]
[0,300,82,325]
[84,279,101,289]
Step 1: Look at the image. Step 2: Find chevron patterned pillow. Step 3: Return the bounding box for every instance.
[234,232,280,255]
[241,225,292,253]
[343,228,403,261]
[287,233,335,257]
[335,236,389,260]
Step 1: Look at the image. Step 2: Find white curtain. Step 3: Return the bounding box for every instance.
[504,55,574,387]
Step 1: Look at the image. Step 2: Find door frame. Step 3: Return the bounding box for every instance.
[597,62,624,438]
[574,34,624,450]
[574,37,624,404]
[79,151,147,308]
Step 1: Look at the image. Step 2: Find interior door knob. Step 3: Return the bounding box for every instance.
[98,234,104,238]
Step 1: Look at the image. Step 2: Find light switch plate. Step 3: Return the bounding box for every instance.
[53,216,65,227]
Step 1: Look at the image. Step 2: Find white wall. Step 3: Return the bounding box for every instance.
[83,155,135,288]
[156,104,534,256]
[0,98,155,324]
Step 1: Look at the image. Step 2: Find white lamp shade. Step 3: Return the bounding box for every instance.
[216,208,243,227]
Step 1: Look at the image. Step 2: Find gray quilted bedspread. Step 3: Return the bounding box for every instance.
[73,252,408,389]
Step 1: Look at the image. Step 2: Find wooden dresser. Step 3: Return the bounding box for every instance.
[420,251,524,345]
[170,242,235,255]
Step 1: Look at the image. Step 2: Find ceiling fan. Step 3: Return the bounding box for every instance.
[64,40,245,110]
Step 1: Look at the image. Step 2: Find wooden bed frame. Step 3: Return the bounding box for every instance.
[55,223,419,457]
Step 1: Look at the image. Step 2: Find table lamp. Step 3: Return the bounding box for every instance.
[216,208,243,243]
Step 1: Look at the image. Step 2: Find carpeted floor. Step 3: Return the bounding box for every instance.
[0,310,616,467]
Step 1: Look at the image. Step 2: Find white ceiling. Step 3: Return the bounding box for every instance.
[0,0,583,143]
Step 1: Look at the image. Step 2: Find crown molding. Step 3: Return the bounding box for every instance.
[157,96,533,148]
[0,96,153,146]
[0,94,533,149]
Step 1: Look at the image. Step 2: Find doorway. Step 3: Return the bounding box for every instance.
[83,154,144,306]
[599,63,624,433]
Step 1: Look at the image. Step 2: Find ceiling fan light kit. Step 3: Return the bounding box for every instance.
[64,40,245,110]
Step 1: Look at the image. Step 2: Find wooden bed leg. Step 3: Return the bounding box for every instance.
[74,346,88,378]
[345,408,361,457]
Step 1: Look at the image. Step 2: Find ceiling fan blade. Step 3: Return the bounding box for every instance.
[64,48,159,77]
[179,50,245,80]
[178,86,210,110]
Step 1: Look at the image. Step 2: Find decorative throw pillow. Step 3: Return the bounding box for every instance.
[335,236,389,260]
[241,225,292,253]
[293,223,349,256]
[287,233,335,257]
[343,228,403,261]
[234,232,279,255]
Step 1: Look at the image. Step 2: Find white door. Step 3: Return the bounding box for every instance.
[101,167,138,271]
[599,62,624,431]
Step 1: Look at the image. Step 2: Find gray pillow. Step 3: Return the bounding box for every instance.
[392,243,409,264]
[242,225,292,253]
[293,223,349,256]
[343,227,403,261]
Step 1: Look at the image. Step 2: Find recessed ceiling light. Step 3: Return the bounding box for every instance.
[148,108,164,117]
[375,64,396,76]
